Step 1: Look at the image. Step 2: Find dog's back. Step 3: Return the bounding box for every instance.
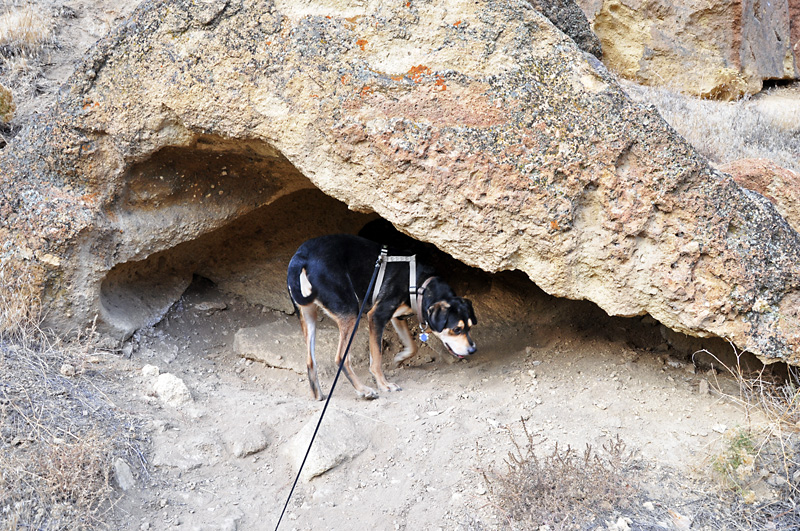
[287,234,382,315]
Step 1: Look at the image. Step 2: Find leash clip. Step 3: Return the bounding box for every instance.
[376,246,388,267]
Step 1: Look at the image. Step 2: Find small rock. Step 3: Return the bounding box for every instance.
[152,373,192,407]
[665,356,687,369]
[610,517,631,531]
[642,501,655,511]
[222,423,272,458]
[283,409,369,481]
[193,301,227,313]
[113,458,137,491]
[698,379,710,395]
[668,509,692,531]
[712,424,727,434]
[59,363,76,377]
[142,364,160,378]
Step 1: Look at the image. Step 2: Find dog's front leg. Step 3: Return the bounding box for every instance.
[368,306,401,393]
[391,315,417,366]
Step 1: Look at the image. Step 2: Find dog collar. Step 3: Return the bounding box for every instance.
[415,276,436,330]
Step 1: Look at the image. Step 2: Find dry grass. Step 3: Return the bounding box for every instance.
[1,261,147,530]
[695,346,800,530]
[622,80,800,175]
[0,1,56,143]
[0,4,53,52]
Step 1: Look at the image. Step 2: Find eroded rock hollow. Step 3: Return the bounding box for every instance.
[1,0,799,363]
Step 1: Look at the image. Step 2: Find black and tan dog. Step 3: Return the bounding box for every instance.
[287,234,477,400]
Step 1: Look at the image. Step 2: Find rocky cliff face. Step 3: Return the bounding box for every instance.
[1,0,799,363]
[580,0,799,99]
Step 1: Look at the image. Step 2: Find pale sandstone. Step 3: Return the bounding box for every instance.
[0,0,798,363]
[583,0,798,99]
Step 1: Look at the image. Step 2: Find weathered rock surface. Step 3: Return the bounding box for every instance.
[1,0,799,363]
[792,0,800,65]
[581,0,799,99]
[527,0,603,58]
[720,159,800,234]
[233,319,308,374]
[220,421,272,458]
[152,373,193,407]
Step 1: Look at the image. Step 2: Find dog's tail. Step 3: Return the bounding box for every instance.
[287,251,316,310]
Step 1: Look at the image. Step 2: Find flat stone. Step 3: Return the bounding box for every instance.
[283,409,370,481]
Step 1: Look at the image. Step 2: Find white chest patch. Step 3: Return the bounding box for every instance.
[300,268,313,298]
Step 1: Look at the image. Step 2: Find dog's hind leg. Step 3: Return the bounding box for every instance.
[298,304,324,401]
[333,315,378,400]
[367,306,402,393]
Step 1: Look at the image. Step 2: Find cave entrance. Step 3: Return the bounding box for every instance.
[97,135,765,378]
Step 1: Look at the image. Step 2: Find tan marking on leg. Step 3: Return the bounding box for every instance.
[333,314,378,400]
[298,304,323,400]
[368,306,401,393]
[391,316,417,366]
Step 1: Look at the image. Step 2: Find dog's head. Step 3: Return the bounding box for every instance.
[426,298,477,359]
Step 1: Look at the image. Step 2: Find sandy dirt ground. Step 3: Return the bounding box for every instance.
[99,276,764,531]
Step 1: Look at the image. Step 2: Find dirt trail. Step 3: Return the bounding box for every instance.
[104,279,756,530]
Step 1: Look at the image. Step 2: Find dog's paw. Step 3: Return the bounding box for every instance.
[393,350,415,367]
[358,387,379,400]
[384,382,402,392]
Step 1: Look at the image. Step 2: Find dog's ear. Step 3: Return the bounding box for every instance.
[426,301,450,332]
[465,299,477,326]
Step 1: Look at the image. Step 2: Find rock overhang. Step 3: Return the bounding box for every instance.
[0,0,798,363]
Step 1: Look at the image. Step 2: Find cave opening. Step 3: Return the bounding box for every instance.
[96,136,769,379]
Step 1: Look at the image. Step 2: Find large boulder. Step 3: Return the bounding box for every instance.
[0,0,799,363]
[579,0,799,99]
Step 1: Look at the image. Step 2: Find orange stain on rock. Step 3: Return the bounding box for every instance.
[407,64,431,83]
[356,39,368,51]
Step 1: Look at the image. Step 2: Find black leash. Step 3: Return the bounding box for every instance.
[275,247,386,531]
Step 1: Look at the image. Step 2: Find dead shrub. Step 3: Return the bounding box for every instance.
[697,347,800,530]
[1,261,147,529]
[481,421,637,530]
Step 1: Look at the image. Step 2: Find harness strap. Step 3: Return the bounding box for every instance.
[371,250,432,327]
[372,247,390,306]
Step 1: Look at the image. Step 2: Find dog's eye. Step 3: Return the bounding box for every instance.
[452,327,463,335]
